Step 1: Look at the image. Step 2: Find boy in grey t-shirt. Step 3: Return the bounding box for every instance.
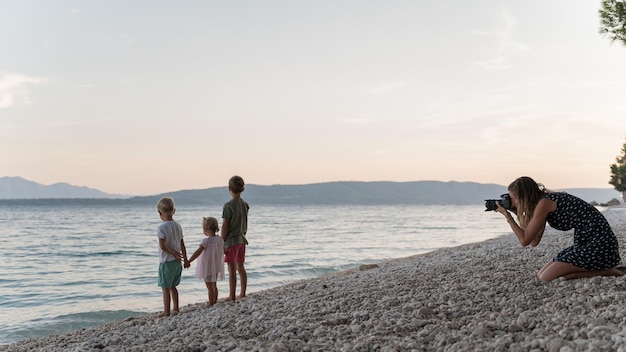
[156,197,187,316]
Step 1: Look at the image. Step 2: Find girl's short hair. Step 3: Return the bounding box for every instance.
[203,216,219,232]
[157,197,175,215]
[229,175,245,193]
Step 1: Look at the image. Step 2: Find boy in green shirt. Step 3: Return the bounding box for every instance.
[221,175,249,301]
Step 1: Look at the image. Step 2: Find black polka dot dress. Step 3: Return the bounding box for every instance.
[545,192,621,270]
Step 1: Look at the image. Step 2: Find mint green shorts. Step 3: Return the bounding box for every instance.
[158,260,182,288]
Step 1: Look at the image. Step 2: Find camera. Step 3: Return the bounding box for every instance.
[485,193,512,211]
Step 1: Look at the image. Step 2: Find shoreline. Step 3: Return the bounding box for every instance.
[3,208,626,351]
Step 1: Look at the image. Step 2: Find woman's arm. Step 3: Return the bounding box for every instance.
[498,198,554,247]
[529,223,545,247]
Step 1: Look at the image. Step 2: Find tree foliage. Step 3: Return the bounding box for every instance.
[599,0,626,46]
[609,138,626,197]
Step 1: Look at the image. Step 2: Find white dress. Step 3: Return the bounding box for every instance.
[195,236,225,282]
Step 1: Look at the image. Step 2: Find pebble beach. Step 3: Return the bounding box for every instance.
[3,208,626,352]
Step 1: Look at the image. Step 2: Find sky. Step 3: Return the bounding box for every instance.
[2,1,626,196]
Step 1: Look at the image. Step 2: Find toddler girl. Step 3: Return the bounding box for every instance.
[185,217,225,305]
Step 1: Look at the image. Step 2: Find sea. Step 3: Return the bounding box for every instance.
[0,203,511,346]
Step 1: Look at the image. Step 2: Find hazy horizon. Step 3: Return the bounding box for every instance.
[1,175,621,199]
[3,1,626,195]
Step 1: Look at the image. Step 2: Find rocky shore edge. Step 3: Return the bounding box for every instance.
[3,208,626,352]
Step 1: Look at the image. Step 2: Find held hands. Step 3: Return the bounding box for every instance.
[173,250,189,268]
[177,251,191,269]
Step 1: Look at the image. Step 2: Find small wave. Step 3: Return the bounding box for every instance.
[420,226,458,230]
[71,250,140,258]
[0,310,146,345]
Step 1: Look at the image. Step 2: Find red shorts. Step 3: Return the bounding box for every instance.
[224,244,246,263]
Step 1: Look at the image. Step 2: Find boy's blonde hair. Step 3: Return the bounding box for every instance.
[203,216,219,232]
[229,175,245,193]
[157,197,175,215]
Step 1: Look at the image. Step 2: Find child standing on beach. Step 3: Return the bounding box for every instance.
[156,197,187,317]
[185,216,225,305]
[221,175,249,301]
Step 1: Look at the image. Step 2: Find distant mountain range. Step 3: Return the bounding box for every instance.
[0,176,125,199]
[0,176,622,206]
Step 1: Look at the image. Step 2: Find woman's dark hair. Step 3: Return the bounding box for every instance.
[508,176,549,228]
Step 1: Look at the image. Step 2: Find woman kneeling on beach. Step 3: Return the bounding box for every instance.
[495,176,623,281]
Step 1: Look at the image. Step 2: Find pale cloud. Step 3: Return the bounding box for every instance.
[0,93,13,108]
[339,112,380,125]
[494,8,529,55]
[341,82,408,97]
[0,74,46,108]
[473,6,530,71]
[474,56,514,71]
[340,117,375,125]
[370,82,407,95]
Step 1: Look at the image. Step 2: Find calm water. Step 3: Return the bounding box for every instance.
[0,204,510,345]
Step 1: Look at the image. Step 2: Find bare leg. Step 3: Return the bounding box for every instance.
[207,282,218,305]
[170,287,179,313]
[227,263,237,301]
[161,288,171,316]
[538,261,624,281]
[205,282,211,303]
[537,261,554,278]
[237,263,247,299]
